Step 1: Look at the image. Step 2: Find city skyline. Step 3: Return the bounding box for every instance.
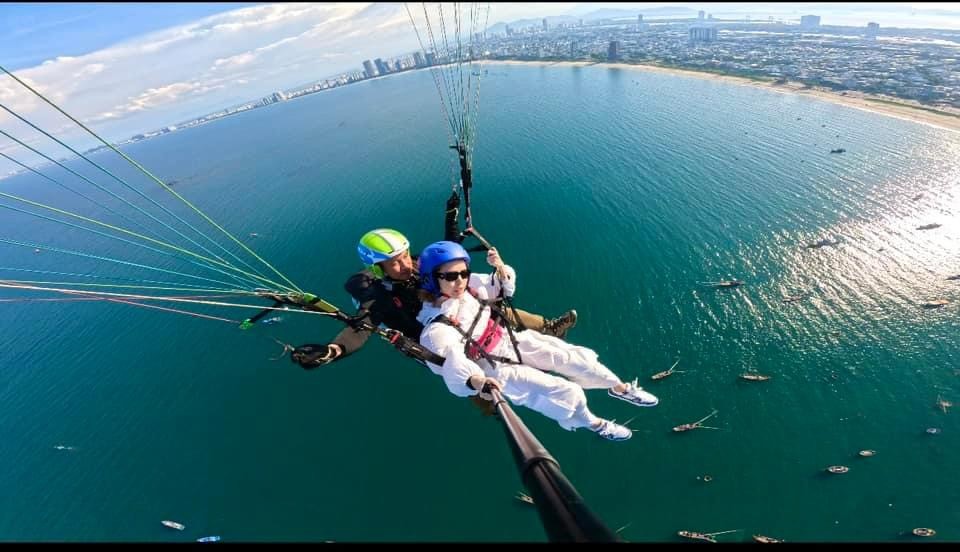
[2,2,960,159]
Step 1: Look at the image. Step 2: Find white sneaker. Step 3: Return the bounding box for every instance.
[609,379,659,407]
[593,419,632,441]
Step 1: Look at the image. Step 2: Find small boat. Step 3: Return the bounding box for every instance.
[936,395,952,413]
[804,238,839,249]
[912,193,923,201]
[678,530,716,543]
[826,465,849,474]
[926,427,941,435]
[515,492,535,505]
[753,534,783,543]
[740,373,771,382]
[830,148,846,154]
[946,275,960,281]
[921,299,949,309]
[651,359,682,381]
[858,450,876,457]
[249,232,260,237]
[261,316,283,325]
[701,280,743,288]
[917,223,941,230]
[912,528,936,537]
[197,536,221,542]
[161,520,186,531]
[673,410,720,432]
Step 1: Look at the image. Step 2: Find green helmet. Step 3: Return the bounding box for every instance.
[357,228,410,278]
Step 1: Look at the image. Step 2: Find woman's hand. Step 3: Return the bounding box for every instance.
[486,247,505,272]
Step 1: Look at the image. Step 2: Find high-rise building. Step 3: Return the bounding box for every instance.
[698,10,705,20]
[374,58,389,75]
[689,26,718,42]
[394,60,403,72]
[425,51,437,66]
[413,51,425,67]
[362,59,376,78]
[800,15,821,30]
[608,40,620,61]
[542,18,548,31]
[866,22,879,39]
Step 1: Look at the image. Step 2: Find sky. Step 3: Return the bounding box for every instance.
[2,2,960,164]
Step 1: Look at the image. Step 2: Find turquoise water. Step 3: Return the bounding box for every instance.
[1,63,958,542]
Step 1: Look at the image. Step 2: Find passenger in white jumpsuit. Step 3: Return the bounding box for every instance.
[416,241,659,441]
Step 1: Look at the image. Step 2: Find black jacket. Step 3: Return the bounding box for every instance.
[330,269,424,358]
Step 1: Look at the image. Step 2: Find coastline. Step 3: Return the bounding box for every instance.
[485,59,960,133]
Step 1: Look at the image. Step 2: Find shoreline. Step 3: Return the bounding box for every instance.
[485,59,960,133]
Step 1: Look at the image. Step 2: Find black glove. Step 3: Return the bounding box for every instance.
[291,344,340,369]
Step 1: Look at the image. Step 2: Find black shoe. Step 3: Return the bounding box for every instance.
[543,309,577,339]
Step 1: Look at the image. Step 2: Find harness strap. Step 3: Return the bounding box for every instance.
[432,314,520,365]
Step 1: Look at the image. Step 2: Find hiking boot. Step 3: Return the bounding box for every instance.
[592,419,632,441]
[542,309,578,339]
[609,379,659,407]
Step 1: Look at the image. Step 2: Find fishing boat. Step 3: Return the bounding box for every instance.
[912,528,936,537]
[651,359,682,381]
[739,373,771,382]
[826,465,849,474]
[922,299,949,309]
[917,223,941,230]
[926,427,941,435]
[858,450,876,457]
[197,536,221,542]
[678,530,716,543]
[936,396,952,413]
[946,275,960,281]
[161,520,185,531]
[804,238,839,249]
[753,534,783,543]
[782,293,809,303]
[515,492,534,505]
[829,148,846,154]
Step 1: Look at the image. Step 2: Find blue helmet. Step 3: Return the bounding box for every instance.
[419,241,471,294]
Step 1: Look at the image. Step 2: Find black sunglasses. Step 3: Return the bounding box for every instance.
[435,269,471,282]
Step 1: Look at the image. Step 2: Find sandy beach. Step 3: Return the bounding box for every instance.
[486,59,960,133]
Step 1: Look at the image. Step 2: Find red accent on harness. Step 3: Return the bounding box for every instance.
[467,316,504,361]
[393,297,403,308]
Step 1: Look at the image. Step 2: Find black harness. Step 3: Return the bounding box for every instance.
[429,288,524,367]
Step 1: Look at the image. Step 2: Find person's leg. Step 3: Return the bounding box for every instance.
[490,362,598,430]
[502,307,544,331]
[509,331,623,389]
[502,307,578,339]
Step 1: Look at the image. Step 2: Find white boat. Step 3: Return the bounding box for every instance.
[161,520,185,531]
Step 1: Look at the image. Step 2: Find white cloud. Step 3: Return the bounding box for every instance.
[213,52,256,69]
[73,63,106,78]
[0,1,639,153]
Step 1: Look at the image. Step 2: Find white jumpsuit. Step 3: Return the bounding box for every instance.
[417,265,623,431]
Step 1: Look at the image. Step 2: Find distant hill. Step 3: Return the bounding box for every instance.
[486,5,697,33]
[578,6,696,20]
[486,15,578,34]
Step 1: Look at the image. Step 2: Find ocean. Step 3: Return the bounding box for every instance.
[0,62,957,542]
